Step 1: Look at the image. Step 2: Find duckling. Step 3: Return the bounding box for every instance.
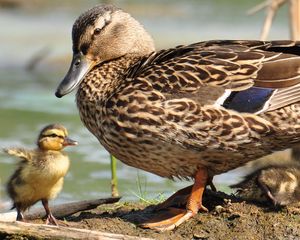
[291,146,300,162]
[231,164,300,206]
[4,124,77,225]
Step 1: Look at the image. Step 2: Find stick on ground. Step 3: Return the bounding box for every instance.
[0,220,154,240]
[0,197,121,222]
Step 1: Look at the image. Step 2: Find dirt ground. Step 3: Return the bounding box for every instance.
[1,190,300,240]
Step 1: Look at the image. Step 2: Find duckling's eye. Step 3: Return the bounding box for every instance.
[94,28,101,35]
[48,134,65,139]
[49,134,58,138]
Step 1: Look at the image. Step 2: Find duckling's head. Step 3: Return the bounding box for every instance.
[56,4,155,98]
[37,124,78,151]
[258,167,300,206]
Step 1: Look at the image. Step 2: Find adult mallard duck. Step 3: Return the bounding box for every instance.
[55,4,300,230]
[4,124,77,225]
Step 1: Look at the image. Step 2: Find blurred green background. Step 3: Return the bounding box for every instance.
[0,0,291,210]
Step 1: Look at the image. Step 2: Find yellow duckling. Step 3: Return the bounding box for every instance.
[4,124,77,225]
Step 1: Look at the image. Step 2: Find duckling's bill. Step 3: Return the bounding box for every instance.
[63,137,78,146]
[55,53,94,98]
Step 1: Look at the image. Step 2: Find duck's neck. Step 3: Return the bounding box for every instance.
[76,55,142,135]
[76,55,141,104]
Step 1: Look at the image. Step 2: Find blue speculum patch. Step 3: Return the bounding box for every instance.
[222,87,276,113]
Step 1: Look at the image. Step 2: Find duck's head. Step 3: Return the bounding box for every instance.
[55,4,155,98]
[37,124,78,151]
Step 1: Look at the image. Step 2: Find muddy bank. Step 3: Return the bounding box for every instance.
[1,190,300,240]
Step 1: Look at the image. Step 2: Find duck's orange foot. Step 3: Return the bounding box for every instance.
[154,176,215,212]
[140,207,195,231]
[154,185,192,211]
[141,167,209,231]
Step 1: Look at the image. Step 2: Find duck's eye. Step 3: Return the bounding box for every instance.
[94,28,101,35]
[74,59,81,66]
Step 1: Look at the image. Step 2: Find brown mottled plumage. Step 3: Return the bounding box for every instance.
[231,164,300,206]
[4,124,77,225]
[55,4,300,230]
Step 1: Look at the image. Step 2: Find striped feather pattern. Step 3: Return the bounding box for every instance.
[58,6,300,178]
[128,40,300,114]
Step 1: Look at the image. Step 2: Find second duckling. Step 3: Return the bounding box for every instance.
[231,164,300,206]
[4,124,77,225]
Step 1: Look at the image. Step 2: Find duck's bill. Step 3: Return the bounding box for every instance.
[55,53,93,98]
[63,137,78,146]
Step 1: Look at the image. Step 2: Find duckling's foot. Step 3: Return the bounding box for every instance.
[45,213,59,226]
[140,168,208,231]
[16,209,26,222]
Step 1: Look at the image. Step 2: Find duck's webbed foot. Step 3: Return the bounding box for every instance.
[153,185,193,211]
[140,167,208,231]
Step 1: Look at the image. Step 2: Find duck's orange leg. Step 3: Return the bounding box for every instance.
[140,167,208,231]
[154,174,215,211]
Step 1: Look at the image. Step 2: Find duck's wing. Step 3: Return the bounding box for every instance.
[3,148,32,162]
[129,40,300,114]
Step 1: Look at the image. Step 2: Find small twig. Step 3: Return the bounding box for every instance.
[247,0,271,15]
[290,0,300,40]
[248,0,288,40]
[262,0,287,40]
[110,155,119,197]
[260,4,277,40]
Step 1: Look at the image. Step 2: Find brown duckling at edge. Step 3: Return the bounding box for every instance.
[4,124,77,225]
[231,164,300,206]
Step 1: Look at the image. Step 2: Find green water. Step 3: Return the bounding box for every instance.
[0,0,290,209]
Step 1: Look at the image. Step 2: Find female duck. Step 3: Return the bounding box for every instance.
[4,124,77,225]
[56,5,300,230]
